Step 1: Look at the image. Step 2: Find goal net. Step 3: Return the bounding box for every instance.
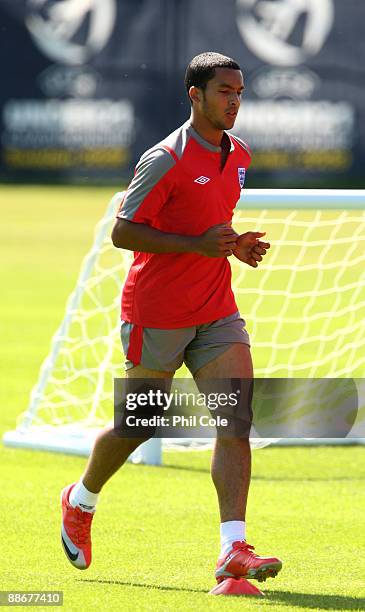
[3,189,365,462]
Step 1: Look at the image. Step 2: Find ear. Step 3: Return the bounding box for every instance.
[189,85,201,104]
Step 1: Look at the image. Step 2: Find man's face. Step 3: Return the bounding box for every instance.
[196,67,244,131]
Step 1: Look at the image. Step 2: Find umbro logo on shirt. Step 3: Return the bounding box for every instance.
[194,176,211,185]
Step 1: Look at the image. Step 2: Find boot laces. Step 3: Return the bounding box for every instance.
[232,541,257,558]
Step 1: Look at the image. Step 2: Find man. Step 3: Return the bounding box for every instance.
[61,51,282,585]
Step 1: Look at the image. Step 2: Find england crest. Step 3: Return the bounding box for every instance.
[238,167,246,189]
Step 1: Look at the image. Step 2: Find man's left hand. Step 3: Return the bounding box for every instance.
[233,231,270,268]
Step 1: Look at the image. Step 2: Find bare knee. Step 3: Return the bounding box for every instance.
[96,425,151,453]
[215,437,250,449]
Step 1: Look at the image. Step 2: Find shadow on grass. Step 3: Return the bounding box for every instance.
[253,475,365,482]
[79,578,206,594]
[267,589,365,610]
[79,579,365,608]
[161,463,365,482]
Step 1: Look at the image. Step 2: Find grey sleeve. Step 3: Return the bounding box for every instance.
[231,134,252,159]
[117,147,176,223]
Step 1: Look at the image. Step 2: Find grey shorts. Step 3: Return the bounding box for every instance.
[120,311,250,375]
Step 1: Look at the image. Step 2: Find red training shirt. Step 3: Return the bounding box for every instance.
[117,121,252,328]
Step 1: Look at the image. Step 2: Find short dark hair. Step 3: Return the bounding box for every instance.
[184,52,241,104]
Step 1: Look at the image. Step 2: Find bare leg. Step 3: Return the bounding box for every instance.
[210,438,251,522]
[194,343,253,522]
[82,427,147,493]
[82,366,173,493]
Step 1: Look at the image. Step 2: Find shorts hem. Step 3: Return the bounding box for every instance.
[187,340,251,376]
[124,359,176,374]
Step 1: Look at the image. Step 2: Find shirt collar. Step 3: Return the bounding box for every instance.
[187,122,223,153]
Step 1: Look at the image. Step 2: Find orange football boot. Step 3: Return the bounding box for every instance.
[215,541,282,583]
[61,483,94,570]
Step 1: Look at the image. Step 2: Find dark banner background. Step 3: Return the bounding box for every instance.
[1,0,364,186]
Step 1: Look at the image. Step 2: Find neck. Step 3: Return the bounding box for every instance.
[189,111,224,147]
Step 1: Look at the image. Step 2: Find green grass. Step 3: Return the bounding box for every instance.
[0,186,111,434]
[1,186,365,611]
[1,446,365,611]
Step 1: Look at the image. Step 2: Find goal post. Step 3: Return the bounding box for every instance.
[3,189,365,463]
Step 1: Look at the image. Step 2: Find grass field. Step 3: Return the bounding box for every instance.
[1,186,365,611]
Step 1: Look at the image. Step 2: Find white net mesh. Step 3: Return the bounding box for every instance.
[232,209,365,377]
[4,191,365,456]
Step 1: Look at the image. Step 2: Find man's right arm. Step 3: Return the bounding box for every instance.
[111,218,238,258]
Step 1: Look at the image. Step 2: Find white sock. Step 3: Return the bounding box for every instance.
[220,520,246,557]
[69,480,99,513]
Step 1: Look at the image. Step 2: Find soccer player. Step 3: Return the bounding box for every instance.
[61,52,282,585]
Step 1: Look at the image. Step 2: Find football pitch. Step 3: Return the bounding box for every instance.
[1,186,365,611]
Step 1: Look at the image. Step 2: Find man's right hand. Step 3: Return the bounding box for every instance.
[195,223,238,257]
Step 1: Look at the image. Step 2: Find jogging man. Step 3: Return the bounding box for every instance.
[61,52,282,585]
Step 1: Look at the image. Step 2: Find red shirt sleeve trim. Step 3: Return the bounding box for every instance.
[160,145,179,163]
